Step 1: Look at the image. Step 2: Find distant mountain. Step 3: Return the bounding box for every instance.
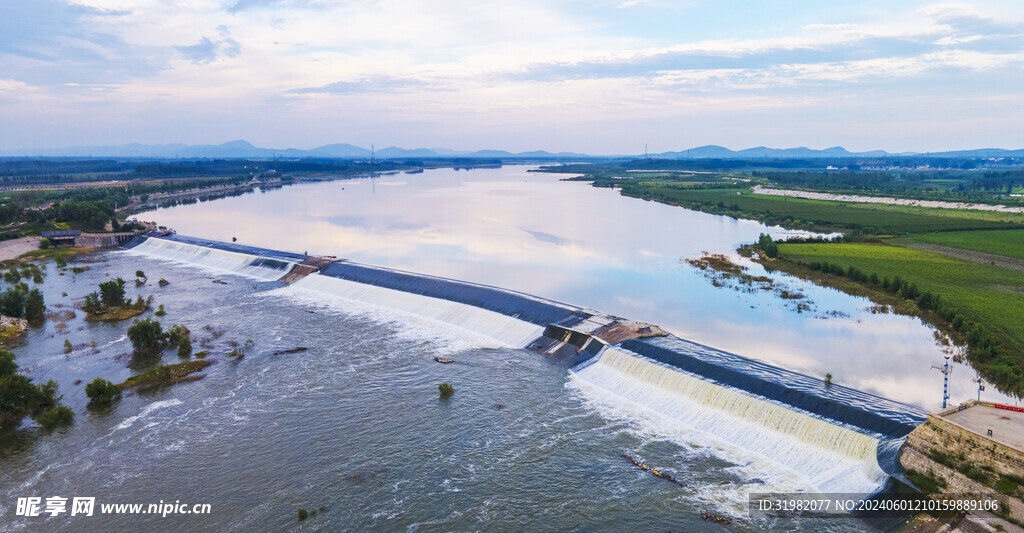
[2,141,1022,160]
[375,147,444,159]
[307,143,372,158]
[651,145,894,159]
[467,149,516,158]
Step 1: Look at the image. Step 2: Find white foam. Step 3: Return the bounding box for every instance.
[126,238,295,281]
[112,399,183,432]
[570,348,888,500]
[280,273,545,349]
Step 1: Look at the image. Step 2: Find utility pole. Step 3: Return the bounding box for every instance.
[973,373,985,402]
[931,355,952,408]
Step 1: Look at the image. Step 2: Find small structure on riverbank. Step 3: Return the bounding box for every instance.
[900,400,1024,522]
[41,229,81,246]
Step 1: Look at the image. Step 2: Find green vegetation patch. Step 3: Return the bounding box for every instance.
[894,229,1024,260]
[620,184,1023,233]
[906,468,948,494]
[775,242,1024,395]
[117,360,212,392]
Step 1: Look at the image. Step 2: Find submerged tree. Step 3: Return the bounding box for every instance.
[85,378,121,405]
[127,318,164,354]
[99,278,127,308]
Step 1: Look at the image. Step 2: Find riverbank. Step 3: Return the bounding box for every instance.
[0,237,41,261]
[748,239,1024,398]
[543,170,1024,399]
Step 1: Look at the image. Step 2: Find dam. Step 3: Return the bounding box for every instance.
[124,233,928,496]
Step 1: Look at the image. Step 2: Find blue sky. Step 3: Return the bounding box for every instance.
[1,0,1023,153]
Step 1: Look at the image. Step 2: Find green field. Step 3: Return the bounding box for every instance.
[892,229,1024,259]
[620,184,1024,234]
[777,242,1024,392]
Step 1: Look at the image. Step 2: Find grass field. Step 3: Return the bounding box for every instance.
[892,229,1024,259]
[620,184,1024,234]
[777,242,1024,366]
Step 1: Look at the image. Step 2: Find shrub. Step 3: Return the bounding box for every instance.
[35,406,74,429]
[24,289,45,324]
[824,373,833,387]
[98,278,127,308]
[168,325,192,357]
[158,278,169,287]
[997,476,1018,496]
[155,304,166,317]
[438,382,454,399]
[297,509,308,521]
[127,318,164,354]
[85,378,121,405]
[39,238,51,249]
[64,339,73,354]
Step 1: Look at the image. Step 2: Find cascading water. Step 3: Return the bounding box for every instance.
[288,273,546,348]
[571,348,890,495]
[126,237,297,281]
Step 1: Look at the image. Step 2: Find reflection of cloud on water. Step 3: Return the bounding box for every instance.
[327,215,427,231]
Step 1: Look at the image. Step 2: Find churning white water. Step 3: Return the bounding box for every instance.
[126,238,295,281]
[287,273,545,348]
[571,348,889,495]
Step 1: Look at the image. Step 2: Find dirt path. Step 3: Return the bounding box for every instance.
[752,185,1024,213]
[903,242,1024,272]
[0,237,41,262]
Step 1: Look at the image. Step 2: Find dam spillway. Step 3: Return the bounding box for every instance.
[123,233,928,494]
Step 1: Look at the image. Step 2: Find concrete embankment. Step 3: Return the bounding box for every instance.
[900,401,1024,522]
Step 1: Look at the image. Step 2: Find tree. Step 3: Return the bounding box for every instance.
[99,278,127,308]
[757,233,779,259]
[83,292,100,313]
[438,382,454,399]
[24,289,45,324]
[0,287,26,317]
[36,406,73,429]
[167,325,191,357]
[0,350,17,377]
[85,378,121,405]
[0,349,64,430]
[127,318,163,354]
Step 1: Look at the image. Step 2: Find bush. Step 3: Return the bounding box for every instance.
[127,318,164,354]
[438,382,454,399]
[38,238,51,249]
[997,476,1018,496]
[168,325,192,357]
[35,406,74,429]
[297,509,308,521]
[99,278,128,308]
[64,339,72,354]
[158,278,169,287]
[85,378,121,405]
[24,289,45,324]
[155,304,166,317]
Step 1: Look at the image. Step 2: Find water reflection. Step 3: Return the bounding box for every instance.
[142,166,1015,410]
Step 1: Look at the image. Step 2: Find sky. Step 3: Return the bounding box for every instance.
[1,0,1024,153]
